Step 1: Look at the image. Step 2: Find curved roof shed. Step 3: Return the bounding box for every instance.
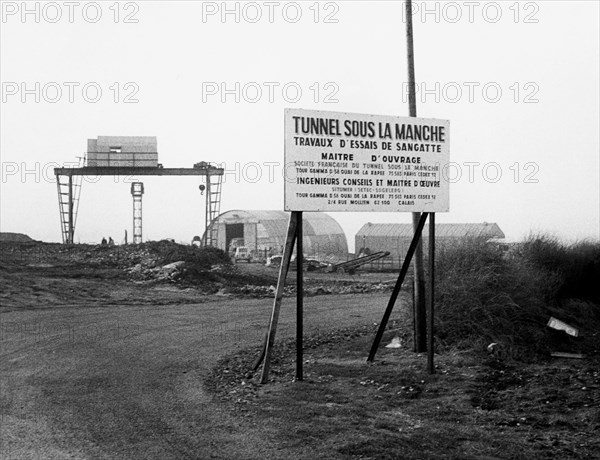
[355,222,505,259]
[207,210,348,261]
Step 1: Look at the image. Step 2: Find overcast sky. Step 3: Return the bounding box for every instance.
[1,0,598,249]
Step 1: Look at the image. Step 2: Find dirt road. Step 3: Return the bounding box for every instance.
[1,292,393,459]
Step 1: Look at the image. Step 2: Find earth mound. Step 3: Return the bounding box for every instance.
[0,232,34,242]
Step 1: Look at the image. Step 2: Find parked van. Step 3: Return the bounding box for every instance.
[233,246,252,263]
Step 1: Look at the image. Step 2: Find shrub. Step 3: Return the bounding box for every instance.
[517,235,600,302]
[433,235,599,358]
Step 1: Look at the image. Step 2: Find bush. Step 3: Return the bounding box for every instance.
[519,236,600,302]
[433,235,600,358]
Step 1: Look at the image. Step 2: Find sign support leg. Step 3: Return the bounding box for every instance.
[367,212,429,362]
[259,212,298,384]
[427,212,435,374]
[296,212,303,381]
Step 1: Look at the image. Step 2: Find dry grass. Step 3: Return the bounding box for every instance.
[433,235,600,358]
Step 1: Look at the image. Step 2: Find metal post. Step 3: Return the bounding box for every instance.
[406,0,417,114]
[406,0,427,353]
[68,174,74,244]
[427,213,435,374]
[204,179,211,246]
[296,212,303,381]
[260,212,298,383]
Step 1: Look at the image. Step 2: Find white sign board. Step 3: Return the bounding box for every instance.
[284,109,450,212]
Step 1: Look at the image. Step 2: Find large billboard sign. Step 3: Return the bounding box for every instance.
[284,109,450,212]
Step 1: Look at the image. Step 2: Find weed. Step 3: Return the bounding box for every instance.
[434,235,600,358]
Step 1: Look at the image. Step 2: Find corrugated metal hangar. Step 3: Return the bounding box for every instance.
[355,222,505,259]
[206,210,348,261]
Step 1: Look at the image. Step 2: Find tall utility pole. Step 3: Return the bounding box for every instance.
[405,0,427,352]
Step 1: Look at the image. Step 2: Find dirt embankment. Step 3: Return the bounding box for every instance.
[0,232,35,243]
[0,241,394,311]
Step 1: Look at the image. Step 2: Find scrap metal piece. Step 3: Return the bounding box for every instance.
[547,317,579,337]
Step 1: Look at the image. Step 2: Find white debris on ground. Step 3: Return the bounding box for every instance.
[385,336,403,348]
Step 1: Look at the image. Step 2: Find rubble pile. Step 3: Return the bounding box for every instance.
[0,242,156,268]
[2,240,396,298]
[128,260,187,282]
[226,281,393,298]
[1,240,232,281]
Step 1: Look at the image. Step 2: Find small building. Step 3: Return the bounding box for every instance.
[206,210,348,261]
[87,136,158,167]
[355,222,505,259]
